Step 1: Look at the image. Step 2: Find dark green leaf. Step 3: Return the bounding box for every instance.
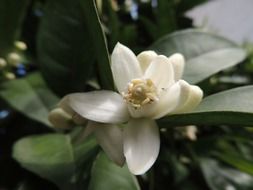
[214,152,253,176]
[88,152,140,190]
[0,0,30,55]
[160,85,253,126]
[201,158,253,190]
[150,29,246,84]
[177,0,208,13]
[0,72,59,126]
[156,0,176,36]
[13,133,97,190]
[80,0,113,90]
[37,0,113,96]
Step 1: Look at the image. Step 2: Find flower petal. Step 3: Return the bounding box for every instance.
[93,122,125,166]
[60,91,130,124]
[151,80,191,119]
[144,55,174,89]
[59,96,87,125]
[169,53,185,81]
[171,84,203,114]
[137,50,157,72]
[123,118,160,175]
[111,43,143,92]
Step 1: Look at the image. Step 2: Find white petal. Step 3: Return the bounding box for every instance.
[111,43,143,92]
[59,96,76,116]
[59,97,87,125]
[127,102,156,119]
[171,85,203,114]
[137,51,157,72]
[168,53,185,81]
[60,91,130,124]
[144,55,175,89]
[151,80,191,119]
[93,122,125,166]
[48,108,73,129]
[123,119,160,175]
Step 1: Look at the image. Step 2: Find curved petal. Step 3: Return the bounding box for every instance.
[168,53,185,81]
[171,85,203,114]
[93,122,125,166]
[127,101,156,119]
[151,80,191,119]
[137,50,157,72]
[61,91,130,124]
[59,96,76,116]
[59,96,87,125]
[48,108,74,129]
[123,118,160,175]
[144,55,174,89]
[111,43,143,93]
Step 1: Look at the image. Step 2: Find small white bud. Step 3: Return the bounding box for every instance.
[7,52,21,66]
[176,125,198,141]
[5,72,16,80]
[0,58,7,68]
[14,41,27,51]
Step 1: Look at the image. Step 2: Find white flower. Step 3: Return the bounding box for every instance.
[59,43,203,175]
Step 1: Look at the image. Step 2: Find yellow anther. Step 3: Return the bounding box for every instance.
[123,78,158,108]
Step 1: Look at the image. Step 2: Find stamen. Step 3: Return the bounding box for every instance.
[122,78,158,108]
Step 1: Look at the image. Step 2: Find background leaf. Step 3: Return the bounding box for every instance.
[80,0,113,90]
[0,72,59,126]
[13,133,98,190]
[201,158,253,190]
[37,0,113,96]
[213,151,253,176]
[150,29,246,84]
[0,0,30,55]
[160,85,253,126]
[88,152,140,190]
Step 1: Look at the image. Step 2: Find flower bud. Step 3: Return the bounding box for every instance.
[0,58,7,68]
[14,41,27,51]
[5,72,16,80]
[48,108,74,129]
[175,125,198,141]
[7,52,21,67]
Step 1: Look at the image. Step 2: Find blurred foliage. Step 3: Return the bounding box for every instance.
[0,0,253,190]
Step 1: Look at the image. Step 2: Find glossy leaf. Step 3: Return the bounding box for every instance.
[80,0,113,90]
[37,0,112,96]
[88,152,140,190]
[214,151,253,176]
[13,133,97,189]
[201,158,253,190]
[150,29,246,84]
[0,0,30,55]
[160,85,253,126]
[0,73,59,126]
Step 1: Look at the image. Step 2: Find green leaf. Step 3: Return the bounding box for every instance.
[13,133,98,190]
[156,0,176,37]
[213,151,253,176]
[160,85,253,126]
[201,158,253,190]
[88,152,140,190]
[0,72,59,126]
[80,0,113,90]
[37,0,113,96]
[0,0,30,55]
[150,29,246,84]
[177,0,208,13]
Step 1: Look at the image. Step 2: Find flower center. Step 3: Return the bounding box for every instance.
[122,78,158,108]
